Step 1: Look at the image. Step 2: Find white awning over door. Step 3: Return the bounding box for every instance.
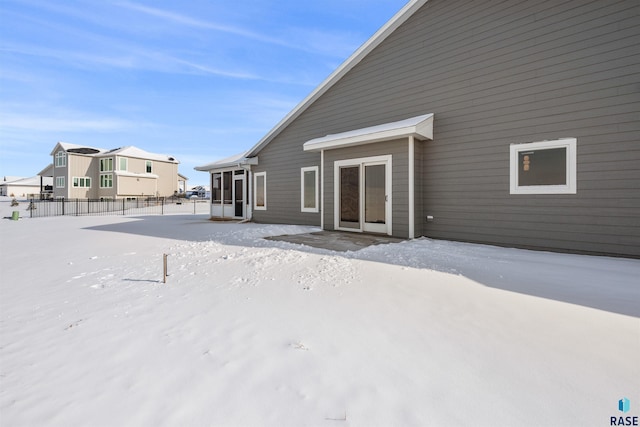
[303,113,433,152]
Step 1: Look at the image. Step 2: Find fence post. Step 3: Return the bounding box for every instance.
[161,197,164,215]
[122,198,125,215]
[163,253,168,283]
[62,198,65,216]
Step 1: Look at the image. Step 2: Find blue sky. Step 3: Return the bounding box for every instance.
[0,0,407,184]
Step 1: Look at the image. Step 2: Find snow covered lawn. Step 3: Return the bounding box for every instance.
[1,204,638,426]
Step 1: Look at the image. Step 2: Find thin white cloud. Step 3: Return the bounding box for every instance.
[1,43,266,80]
[116,1,295,48]
[0,112,140,133]
[115,1,362,57]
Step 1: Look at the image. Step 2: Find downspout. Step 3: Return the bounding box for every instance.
[408,136,415,239]
[320,149,324,230]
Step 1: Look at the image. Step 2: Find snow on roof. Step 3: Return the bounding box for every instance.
[38,164,54,177]
[50,142,178,163]
[194,152,258,171]
[245,0,430,157]
[0,176,52,187]
[303,114,434,152]
[51,142,106,156]
[108,146,179,163]
[2,176,24,183]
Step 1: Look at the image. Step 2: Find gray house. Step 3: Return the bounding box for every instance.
[197,0,640,258]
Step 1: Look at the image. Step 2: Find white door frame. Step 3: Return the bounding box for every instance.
[334,155,392,235]
[232,172,245,219]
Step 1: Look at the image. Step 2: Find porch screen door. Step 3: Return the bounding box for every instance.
[233,178,244,217]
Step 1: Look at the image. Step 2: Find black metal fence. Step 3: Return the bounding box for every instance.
[27,197,209,218]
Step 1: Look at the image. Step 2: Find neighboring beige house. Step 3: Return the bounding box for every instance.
[50,142,182,199]
[1,176,52,198]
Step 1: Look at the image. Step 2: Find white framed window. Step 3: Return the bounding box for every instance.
[254,172,266,210]
[119,157,127,171]
[301,166,319,212]
[55,176,65,188]
[73,177,91,188]
[510,138,577,195]
[146,161,153,173]
[55,151,66,167]
[100,158,113,172]
[100,174,113,188]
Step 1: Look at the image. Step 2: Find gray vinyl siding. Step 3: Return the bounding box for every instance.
[252,0,639,257]
[323,139,410,238]
[251,124,321,226]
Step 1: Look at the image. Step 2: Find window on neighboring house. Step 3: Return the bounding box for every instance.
[510,138,577,194]
[100,174,113,188]
[73,177,91,188]
[301,166,319,212]
[254,172,266,210]
[119,157,127,171]
[146,161,153,173]
[55,151,66,167]
[100,158,113,172]
[55,176,65,188]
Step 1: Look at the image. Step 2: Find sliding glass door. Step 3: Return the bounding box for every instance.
[339,166,360,229]
[336,157,390,234]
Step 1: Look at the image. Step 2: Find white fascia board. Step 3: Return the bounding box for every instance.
[303,114,433,152]
[246,0,430,158]
[194,156,258,172]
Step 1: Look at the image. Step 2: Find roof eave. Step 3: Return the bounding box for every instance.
[194,156,259,172]
[245,0,430,158]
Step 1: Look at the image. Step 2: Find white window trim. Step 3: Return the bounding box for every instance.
[146,161,153,174]
[55,151,66,167]
[55,176,65,188]
[119,157,128,171]
[72,177,91,188]
[100,173,113,188]
[254,171,267,210]
[510,138,577,195]
[300,166,319,213]
[100,157,113,172]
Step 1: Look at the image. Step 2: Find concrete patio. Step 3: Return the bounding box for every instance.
[264,230,405,252]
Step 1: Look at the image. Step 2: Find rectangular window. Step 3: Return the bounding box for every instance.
[146,161,153,173]
[55,176,65,188]
[72,177,91,188]
[301,166,319,212]
[100,158,113,172]
[510,138,577,194]
[119,157,127,171]
[254,172,266,210]
[100,174,113,188]
[212,172,222,203]
[55,151,66,167]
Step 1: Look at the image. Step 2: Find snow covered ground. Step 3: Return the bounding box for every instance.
[1,199,638,426]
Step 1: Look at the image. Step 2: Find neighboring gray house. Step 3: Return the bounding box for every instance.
[197,0,640,258]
